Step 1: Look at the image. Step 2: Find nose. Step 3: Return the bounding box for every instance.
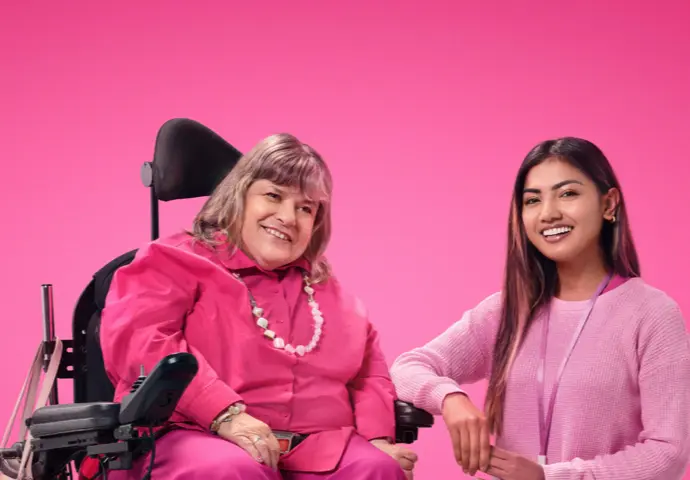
[539,197,562,223]
[275,200,297,227]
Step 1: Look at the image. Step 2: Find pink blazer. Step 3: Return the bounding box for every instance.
[99,231,397,472]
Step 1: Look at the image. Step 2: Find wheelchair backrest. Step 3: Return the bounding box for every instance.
[70,118,243,404]
[72,249,138,403]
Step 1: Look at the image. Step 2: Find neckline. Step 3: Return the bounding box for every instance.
[550,275,635,311]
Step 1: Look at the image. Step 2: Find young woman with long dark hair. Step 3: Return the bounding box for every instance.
[391,137,690,479]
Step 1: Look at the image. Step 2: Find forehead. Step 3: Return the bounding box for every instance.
[524,158,589,188]
[250,179,314,200]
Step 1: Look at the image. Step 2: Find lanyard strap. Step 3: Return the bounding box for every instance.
[536,273,612,461]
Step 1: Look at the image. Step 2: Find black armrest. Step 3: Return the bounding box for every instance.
[29,402,120,438]
[1,353,200,479]
[394,400,434,444]
[26,352,199,440]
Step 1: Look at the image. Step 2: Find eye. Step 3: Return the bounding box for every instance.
[524,197,540,206]
[265,192,280,200]
[299,205,315,215]
[560,190,579,198]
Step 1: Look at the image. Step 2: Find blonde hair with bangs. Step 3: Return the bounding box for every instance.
[192,133,334,283]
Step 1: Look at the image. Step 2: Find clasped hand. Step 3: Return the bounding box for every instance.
[217,413,419,477]
[370,438,418,479]
[442,393,544,480]
[217,412,281,470]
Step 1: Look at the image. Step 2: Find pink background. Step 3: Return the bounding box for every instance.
[1,1,689,478]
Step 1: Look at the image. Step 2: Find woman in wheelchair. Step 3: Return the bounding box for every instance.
[96,133,418,479]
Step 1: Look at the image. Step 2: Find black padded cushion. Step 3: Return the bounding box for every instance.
[71,249,138,404]
[394,400,434,428]
[86,249,138,402]
[152,118,243,201]
[29,403,120,438]
[93,249,137,311]
[394,400,435,444]
[85,311,116,403]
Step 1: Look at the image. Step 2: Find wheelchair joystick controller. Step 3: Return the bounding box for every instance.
[129,365,147,393]
[118,353,199,427]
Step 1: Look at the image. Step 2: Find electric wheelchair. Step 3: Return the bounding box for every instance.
[0,119,434,479]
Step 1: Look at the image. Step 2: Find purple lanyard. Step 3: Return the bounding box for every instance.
[536,273,612,465]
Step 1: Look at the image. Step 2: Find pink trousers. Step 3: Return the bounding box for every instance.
[106,430,407,480]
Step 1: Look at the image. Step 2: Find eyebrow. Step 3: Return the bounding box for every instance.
[523,179,584,194]
[271,184,317,206]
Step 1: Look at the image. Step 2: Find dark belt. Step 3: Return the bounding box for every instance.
[273,431,309,454]
[157,426,308,455]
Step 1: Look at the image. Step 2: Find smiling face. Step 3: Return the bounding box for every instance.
[240,179,318,270]
[521,157,619,265]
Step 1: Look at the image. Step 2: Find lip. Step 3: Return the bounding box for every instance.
[262,225,293,242]
[540,224,574,243]
[540,224,574,235]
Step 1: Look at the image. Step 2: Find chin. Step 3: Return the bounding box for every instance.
[260,250,297,268]
[260,255,291,268]
[536,246,581,265]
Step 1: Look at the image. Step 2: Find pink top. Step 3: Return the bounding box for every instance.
[391,278,690,479]
[100,231,396,473]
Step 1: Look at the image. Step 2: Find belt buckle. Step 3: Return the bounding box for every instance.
[273,431,295,455]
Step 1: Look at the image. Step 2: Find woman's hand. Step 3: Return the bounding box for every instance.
[370,439,418,479]
[217,412,281,470]
[487,447,545,480]
[441,392,491,476]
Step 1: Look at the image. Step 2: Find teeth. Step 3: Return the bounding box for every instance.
[543,226,573,237]
[265,227,290,241]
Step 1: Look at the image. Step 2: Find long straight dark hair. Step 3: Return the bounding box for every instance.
[485,137,641,435]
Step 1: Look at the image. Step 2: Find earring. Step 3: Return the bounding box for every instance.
[609,214,617,224]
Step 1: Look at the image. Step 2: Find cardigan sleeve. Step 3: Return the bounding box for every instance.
[390,293,501,415]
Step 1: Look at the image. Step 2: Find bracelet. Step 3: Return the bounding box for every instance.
[210,402,246,433]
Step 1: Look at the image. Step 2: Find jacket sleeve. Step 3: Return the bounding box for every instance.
[347,298,397,441]
[100,241,243,430]
[542,299,690,480]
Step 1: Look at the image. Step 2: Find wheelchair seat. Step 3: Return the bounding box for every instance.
[0,118,434,480]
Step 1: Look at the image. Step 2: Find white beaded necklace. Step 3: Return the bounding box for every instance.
[232,271,323,356]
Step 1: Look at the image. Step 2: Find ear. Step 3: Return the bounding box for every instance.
[602,187,620,222]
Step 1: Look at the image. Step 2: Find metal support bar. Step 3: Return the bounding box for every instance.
[150,185,159,241]
[140,161,160,241]
[41,284,58,405]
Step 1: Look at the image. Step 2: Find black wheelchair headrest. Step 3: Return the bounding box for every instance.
[149,118,243,201]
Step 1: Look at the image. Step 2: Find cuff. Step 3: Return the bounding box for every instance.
[541,462,572,480]
[360,426,397,442]
[178,379,244,429]
[356,407,396,441]
[430,381,466,415]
